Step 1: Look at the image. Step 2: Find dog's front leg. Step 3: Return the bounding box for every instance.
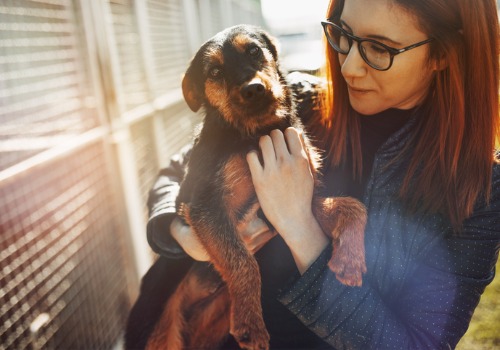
[313,196,367,287]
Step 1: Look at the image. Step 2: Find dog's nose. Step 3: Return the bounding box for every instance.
[241,79,266,100]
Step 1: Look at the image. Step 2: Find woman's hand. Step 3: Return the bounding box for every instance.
[246,127,329,273]
[170,205,276,261]
[246,128,315,233]
[170,217,210,261]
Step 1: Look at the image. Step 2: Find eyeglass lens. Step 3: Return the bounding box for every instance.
[324,23,392,70]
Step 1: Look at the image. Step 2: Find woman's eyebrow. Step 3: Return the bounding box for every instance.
[339,19,402,46]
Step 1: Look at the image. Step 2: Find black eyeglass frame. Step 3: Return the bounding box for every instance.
[321,20,434,71]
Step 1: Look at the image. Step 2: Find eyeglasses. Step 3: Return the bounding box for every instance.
[321,20,434,71]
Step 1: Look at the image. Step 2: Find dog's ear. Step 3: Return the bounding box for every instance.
[259,30,280,61]
[182,68,203,112]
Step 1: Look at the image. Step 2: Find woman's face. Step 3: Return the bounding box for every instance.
[339,0,436,115]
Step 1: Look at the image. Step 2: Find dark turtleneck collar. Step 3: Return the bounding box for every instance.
[323,107,417,200]
[359,107,417,168]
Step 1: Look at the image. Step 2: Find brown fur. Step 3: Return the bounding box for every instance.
[147,264,231,350]
[233,34,252,53]
[146,25,367,350]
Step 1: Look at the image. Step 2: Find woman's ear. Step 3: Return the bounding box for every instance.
[432,55,448,71]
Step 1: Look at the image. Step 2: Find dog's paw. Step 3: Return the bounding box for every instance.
[230,313,269,350]
[328,243,367,287]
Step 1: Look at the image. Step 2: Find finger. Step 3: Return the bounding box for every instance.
[170,217,210,261]
[240,216,269,239]
[269,129,289,160]
[247,150,263,175]
[297,128,309,151]
[258,135,276,167]
[248,230,277,254]
[187,235,210,262]
[284,127,305,156]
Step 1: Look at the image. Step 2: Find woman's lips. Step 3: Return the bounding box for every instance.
[347,85,372,94]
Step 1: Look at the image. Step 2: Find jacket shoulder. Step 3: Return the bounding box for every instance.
[286,72,326,128]
[286,71,326,93]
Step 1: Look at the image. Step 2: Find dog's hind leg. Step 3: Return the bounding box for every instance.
[146,263,229,350]
[313,196,367,287]
[146,277,188,350]
[186,284,231,349]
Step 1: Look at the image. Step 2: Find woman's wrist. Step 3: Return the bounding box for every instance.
[277,213,330,274]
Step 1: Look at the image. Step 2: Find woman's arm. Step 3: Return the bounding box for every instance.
[247,128,330,273]
[277,204,499,349]
[147,144,192,258]
[248,128,500,348]
[278,167,500,349]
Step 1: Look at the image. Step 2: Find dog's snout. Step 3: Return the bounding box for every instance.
[241,80,266,101]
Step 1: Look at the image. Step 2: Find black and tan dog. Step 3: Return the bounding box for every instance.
[146,25,367,350]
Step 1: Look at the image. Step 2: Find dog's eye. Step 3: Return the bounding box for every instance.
[248,46,261,56]
[208,67,222,79]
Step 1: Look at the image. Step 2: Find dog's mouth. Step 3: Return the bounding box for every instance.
[225,98,288,136]
[217,74,289,136]
[240,93,276,115]
[234,77,286,115]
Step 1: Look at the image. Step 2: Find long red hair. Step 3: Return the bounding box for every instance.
[318,0,499,230]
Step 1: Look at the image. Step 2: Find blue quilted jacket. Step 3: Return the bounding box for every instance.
[275,117,500,349]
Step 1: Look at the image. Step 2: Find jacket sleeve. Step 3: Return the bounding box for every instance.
[146,144,192,258]
[277,165,500,349]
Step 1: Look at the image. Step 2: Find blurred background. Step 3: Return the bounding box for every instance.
[0,0,497,349]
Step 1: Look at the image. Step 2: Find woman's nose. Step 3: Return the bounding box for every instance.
[340,42,368,79]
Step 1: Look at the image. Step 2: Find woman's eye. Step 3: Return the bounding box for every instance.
[248,46,261,56]
[368,43,387,54]
[209,67,222,79]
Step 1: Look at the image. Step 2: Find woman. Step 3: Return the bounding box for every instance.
[126,0,500,348]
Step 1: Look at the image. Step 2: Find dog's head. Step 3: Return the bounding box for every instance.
[182,25,291,136]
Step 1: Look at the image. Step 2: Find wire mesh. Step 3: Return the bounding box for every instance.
[109,0,150,111]
[0,143,133,349]
[196,0,224,40]
[0,0,100,171]
[155,101,201,168]
[146,0,191,98]
[130,117,160,219]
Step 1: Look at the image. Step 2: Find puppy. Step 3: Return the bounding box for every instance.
[146,25,367,350]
